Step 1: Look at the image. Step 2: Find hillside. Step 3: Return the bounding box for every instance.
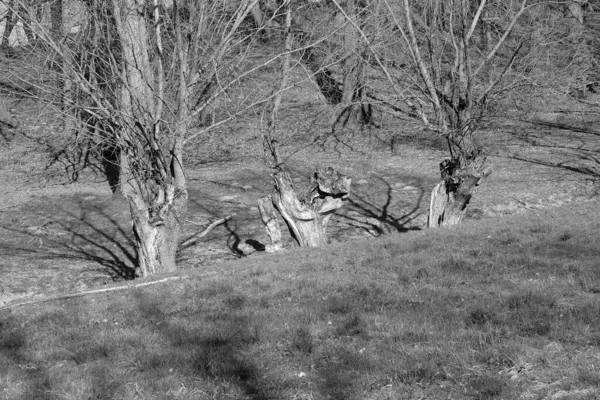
[1,198,599,399]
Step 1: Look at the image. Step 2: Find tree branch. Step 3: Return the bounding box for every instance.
[0,277,187,310]
[473,0,528,77]
[467,0,487,44]
[180,215,233,247]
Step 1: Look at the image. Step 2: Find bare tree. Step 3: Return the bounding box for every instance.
[10,0,280,276]
[332,0,539,227]
[258,0,351,250]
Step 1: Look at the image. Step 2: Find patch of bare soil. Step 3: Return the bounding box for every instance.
[1,115,599,308]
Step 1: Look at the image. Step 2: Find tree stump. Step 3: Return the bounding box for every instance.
[259,167,351,249]
[428,153,492,228]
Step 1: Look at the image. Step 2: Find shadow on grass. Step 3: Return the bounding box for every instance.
[0,315,53,399]
[0,309,125,399]
[133,291,273,400]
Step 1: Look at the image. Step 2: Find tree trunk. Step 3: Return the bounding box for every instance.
[259,168,351,248]
[121,152,188,277]
[564,0,593,97]
[428,154,492,228]
[254,1,344,104]
[258,195,283,252]
[18,4,36,43]
[336,57,371,127]
[128,197,186,276]
[50,0,73,128]
[302,50,343,104]
[335,0,372,128]
[1,2,15,48]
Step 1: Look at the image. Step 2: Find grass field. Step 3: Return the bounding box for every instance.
[2,199,599,399]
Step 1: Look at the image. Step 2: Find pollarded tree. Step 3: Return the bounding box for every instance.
[335,0,538,227]
[10,0,274,276]
[258,0,352,251]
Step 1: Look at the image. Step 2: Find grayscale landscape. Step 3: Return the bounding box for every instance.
[1,1,599,399]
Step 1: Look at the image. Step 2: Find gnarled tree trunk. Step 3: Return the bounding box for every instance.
[428,152,492,228]
[260,167,351,249]
[120,152,188,276]
[126,190,187,276]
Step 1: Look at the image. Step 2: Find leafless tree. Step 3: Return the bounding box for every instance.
[8,0,297,276]
[258,0,352,250]
[332,0,543,227]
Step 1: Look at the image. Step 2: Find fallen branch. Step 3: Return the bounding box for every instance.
[180,215,234,247]
[0,276,186,310]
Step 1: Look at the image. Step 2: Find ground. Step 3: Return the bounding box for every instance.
[1,101,598,307]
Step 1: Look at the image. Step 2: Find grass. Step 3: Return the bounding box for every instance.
[1,201,600,399]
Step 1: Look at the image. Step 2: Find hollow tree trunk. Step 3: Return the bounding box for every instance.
[260,167,351,248]
[428,154,492,228]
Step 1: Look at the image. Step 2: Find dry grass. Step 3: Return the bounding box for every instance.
[1,200,599,399]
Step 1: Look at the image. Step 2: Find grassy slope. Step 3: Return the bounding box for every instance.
[1,200,599,400]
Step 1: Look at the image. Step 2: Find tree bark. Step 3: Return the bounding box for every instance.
[335,0,372,127]
[1,2,15,48]
[260,167,351,248]
[50,0,73,128]
[258,195,283,252]
[121,152,188,276]
[18,3,36,43]
[428,153,492,228]
[128,202,185,276]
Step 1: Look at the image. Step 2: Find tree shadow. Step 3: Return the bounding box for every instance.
[340,176,426,236]
[0,315,55,399]
[0,199,137,280]
[506,119,600,180]
[224,218,245,257]
[2,313,118,399]
[222,219,271,256]
[314,347,374,400]
[133,291,273,399]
